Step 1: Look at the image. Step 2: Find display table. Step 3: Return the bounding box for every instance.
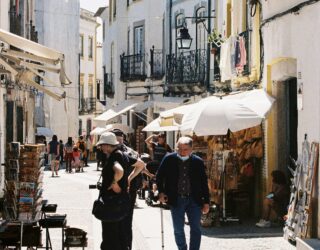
[0,221,42,248]
[39,212,67,249]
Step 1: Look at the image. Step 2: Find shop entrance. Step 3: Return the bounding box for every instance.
[275,78,298,175]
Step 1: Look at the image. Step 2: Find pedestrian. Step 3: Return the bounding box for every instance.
[95,145,106,171]
[145,133,172,164]
[47,135,60,177]
[64,137,74,173]
[110,129,147,250]
[86,135,91,166]
[96,132,134,250]
[77,136,87,167]
[145,133,172,205]
[157,136,210,250]
[72,146,82,172]
[59,140,64,167]
[256,170,289,228]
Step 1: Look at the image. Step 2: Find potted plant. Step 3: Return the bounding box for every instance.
[208,29,224,53]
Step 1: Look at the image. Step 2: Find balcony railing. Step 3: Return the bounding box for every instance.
[120,53,147,82]
[150,46,165,80]
[104,73,115,98]
[166,49,207,85]
[9,6,22,36]
[79,97,96,114]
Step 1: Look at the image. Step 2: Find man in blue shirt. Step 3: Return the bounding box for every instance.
[157,136,210,250]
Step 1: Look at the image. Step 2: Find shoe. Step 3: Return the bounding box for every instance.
[52,173,54,177]
[256,219,271,228]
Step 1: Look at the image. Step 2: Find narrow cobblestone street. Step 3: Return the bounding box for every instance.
[41,163,296,250]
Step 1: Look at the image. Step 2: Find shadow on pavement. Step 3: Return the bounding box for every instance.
[201,218,284,239]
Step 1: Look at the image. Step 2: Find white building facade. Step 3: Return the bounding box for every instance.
[79,8,99,137]
[35,0,80,141]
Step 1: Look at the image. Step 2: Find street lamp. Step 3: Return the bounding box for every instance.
[176,27,192,50]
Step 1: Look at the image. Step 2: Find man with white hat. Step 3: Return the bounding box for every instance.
[96,132,139,250]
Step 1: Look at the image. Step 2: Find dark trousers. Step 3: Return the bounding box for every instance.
[101,220,127,250]
[65,153,73,172]
[123,190,137,250]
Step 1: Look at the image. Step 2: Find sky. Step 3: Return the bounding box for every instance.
[80,0,108,43]
[80,0,108,13]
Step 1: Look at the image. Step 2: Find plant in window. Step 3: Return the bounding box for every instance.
[208,29,224,48]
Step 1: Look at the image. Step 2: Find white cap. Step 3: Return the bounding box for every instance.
[96,132,119,146]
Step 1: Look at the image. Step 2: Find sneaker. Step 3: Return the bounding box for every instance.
[256,219,271,228]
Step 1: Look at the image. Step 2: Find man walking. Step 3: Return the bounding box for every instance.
[157,137,210,250]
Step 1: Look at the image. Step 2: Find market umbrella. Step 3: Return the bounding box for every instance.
[103,123,134,134]
[180,89,275,136]
[142,103,196,132]
[90,124,134,135]
[142,117,180,132]
[90,127,106,136]
[36,127,54,137]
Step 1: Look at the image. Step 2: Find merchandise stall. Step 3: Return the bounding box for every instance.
[0,143,88,248]
[191,125,264,226]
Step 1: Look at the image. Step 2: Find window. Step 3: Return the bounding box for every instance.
[80,34,84,57]
[196,7,207,51]
[103,21,105,41]
[80,73,84,99]
[111,43,114,73]
[88,36,93,60]
[113,0,116,18]
[109,0,112,22]
[176,14,185,28]
[88,74,94,98]
[134,26,144,54]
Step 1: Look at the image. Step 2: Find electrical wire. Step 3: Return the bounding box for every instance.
[261,0,320,28]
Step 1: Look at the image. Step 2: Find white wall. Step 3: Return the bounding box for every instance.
[80,9,97,99]
[102,0,165,105]
[261,1,320,152]
[35,0,80,141]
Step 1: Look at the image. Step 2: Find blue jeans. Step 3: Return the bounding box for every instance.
[170,196,202,250]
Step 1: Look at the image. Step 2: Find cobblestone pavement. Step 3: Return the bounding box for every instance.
[41,163,296,250]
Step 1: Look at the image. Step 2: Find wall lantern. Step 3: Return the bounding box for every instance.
[176,27,192,50]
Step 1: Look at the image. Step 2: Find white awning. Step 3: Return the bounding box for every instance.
[0,28,71,101]
[142,117,180,132]
[94,100,138,122]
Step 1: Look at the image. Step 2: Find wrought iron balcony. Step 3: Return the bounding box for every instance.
[104,73,115,98]
[120,53,147,82]
[79,97,96,114]
[150,47,165,80]
[166,49,207,85]
[9,6,22,36]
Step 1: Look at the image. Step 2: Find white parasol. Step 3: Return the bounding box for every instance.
[180,89,275,136]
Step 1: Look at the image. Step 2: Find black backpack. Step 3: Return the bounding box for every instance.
[79,141,85,151]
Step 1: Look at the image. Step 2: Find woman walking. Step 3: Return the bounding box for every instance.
[48,135,60,177]
[64,137,74,173]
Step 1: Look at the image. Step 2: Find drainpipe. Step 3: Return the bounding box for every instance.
[169,0,172,57]
[206,0,212,91]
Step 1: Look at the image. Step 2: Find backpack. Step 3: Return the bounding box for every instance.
[79,141,85,151]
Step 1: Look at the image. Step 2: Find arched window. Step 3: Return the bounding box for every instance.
[196,7,207,51]
[86,119,92,136]
[78,119,82,136]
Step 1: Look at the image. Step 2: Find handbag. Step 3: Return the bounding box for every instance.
[92,175,130,222]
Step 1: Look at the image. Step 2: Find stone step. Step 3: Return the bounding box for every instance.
[296,237,320,250]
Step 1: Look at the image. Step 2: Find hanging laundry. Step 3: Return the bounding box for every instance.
[219,37,232,82]
[230,36,237,75]
[236,36,247,75]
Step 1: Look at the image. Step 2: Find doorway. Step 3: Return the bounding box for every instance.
[275,78,298,174]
